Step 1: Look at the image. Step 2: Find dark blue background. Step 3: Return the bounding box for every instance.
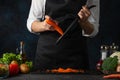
[0,0,120,70]
[0,0,38,60]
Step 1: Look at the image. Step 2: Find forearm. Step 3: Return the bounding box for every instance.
[31,20,45,33]
[79,20,94,35]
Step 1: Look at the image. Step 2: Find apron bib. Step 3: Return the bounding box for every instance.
[34,0,89,70]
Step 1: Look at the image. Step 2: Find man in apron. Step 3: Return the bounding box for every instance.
[27,0,100,71]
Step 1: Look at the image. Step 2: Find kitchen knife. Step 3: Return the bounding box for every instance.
[56,5,96,45]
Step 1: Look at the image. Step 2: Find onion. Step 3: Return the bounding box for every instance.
[20,64,30,74]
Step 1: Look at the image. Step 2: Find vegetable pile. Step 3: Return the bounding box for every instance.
[0,52,33,77]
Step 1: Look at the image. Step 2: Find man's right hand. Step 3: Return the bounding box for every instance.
[31,15,55,33]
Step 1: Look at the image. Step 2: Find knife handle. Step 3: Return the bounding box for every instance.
[88,5,96,10]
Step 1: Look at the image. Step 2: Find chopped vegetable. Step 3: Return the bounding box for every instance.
[46,67,84,73]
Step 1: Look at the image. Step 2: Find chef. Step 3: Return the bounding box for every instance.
[27,0,100,71]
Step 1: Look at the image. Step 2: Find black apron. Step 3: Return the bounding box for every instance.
[34,0,89,71]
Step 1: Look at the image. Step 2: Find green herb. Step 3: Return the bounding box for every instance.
[25,61,33,71]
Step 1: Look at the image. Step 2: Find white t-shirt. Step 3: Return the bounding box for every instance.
[27,0,100,37]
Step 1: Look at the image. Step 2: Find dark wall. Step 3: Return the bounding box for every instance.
[0,0,120,70]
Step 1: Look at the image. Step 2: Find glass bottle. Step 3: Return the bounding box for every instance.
[96,45,108,71]
[19,41,27,63]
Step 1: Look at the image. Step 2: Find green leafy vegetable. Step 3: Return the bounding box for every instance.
[25,61,33,71]
[0,53,22,64]
[102,56,118,71]
[0,58,4,64]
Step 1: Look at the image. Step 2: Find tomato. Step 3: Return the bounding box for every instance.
[9,63,19,76]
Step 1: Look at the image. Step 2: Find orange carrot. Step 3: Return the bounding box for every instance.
[45,18,64,35]
[46,67,84,73]
[103,74,120,79]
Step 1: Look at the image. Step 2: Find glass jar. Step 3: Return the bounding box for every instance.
[0,63,9,79]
